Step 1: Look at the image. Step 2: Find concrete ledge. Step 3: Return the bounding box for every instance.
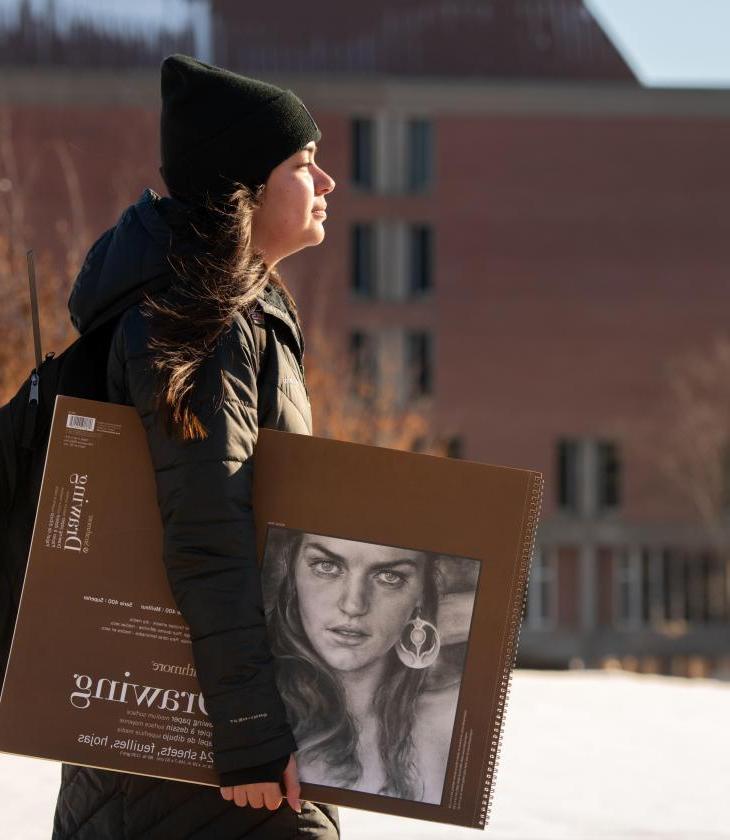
[3,67,730,117]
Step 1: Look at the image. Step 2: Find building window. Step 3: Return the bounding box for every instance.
[659,548,730,624]
[597,441,621,510]
[640,547,664,626]
[721,442,730,509]
[351,115,433,194]
[525,546,556,629]
[661,548,682,622]
[406,119,432,192]
[409,224,433,295]
[706,553,729,621]
[556,438,622,516]
[614,547,641,628]
[351,118,375,190]
[349,331,377,397]
[406,331,433,398]
[603,543,730,635]
[446,435,463,459]
[351,223,375,297]
[557,439,580,513]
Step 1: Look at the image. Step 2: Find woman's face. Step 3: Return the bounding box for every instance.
[251,141,335,267]
[294,534,426,673]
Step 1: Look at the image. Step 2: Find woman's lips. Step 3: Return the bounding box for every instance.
[327,627,370,646]
[312,210,327,218]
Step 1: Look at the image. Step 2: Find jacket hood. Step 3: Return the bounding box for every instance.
[68,187,305,355]
[68,188,176,335]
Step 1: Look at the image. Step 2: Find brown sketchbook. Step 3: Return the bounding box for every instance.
[0,395,542,829]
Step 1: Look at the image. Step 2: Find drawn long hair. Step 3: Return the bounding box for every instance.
[140,184,299,441]
[267,532,441,801]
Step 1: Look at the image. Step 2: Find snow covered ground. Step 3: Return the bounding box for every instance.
[2,670,728,840]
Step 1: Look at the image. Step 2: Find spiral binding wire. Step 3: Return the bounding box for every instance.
[477,471,544,828]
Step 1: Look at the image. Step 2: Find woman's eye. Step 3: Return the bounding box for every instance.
[375,570,406,588]
[309,558,341,576]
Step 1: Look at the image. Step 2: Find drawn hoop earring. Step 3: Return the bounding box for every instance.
[396,607,440,669]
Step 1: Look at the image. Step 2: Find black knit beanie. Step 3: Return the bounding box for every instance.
[159,54,321,203]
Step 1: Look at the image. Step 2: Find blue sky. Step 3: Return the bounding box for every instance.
[586,0,730,87]
[1,0,729,88]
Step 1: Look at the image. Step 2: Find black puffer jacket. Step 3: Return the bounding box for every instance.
[52,189,339,839]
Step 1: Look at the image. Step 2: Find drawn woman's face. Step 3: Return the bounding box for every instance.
[294,534,425,672]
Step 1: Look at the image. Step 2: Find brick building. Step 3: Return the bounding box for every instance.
[2,0,730,676]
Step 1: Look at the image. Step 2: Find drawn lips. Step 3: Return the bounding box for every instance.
[328,626,370,644]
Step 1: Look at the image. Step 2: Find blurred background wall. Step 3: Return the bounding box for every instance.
[2,0,730,678]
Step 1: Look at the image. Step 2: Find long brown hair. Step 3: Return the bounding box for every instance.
[139,184,298,442]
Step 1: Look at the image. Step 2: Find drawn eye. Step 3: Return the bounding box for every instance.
[309,558,342,577]
[375,570,406,588]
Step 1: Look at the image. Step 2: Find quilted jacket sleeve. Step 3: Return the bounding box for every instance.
[108,307,296,780]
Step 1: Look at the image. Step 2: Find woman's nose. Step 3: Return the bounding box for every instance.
[337,575,368,617]
[316,167,335,195]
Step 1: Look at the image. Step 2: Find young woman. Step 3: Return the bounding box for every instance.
[265,530,467,805]
[53,54,338,839]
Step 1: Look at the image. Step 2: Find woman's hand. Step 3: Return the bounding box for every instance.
[219,754,301,812]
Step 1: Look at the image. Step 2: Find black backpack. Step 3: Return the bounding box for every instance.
[0,273,270,687]
[0,269,174,684]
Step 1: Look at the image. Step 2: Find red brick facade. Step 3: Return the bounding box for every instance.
[3,65,730,676]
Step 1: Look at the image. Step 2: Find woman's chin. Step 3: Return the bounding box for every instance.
[319,648,373,672]
[308,218,326,240]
